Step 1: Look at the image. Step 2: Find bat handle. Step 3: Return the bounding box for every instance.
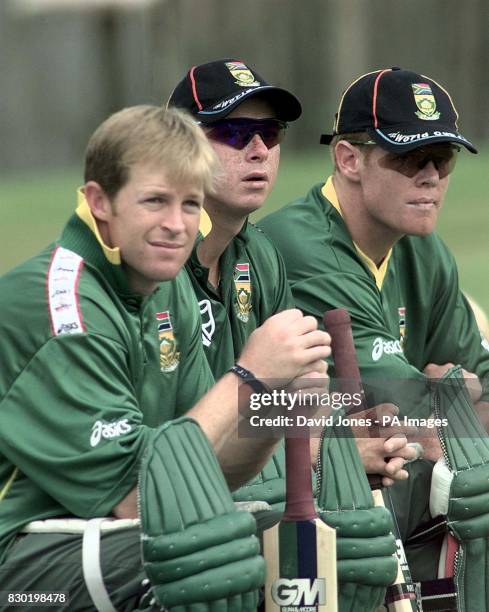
[368,474,383,489]
[283,436,317,521]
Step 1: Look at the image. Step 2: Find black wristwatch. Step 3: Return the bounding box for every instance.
[228,364,270,395]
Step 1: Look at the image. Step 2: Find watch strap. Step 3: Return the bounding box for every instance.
[229,364,270,395]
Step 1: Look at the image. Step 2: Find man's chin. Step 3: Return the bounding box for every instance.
[236,198,268,217]
[408,225,437,237]
[148,260,187,283]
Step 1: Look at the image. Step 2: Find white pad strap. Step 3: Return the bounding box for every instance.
[22,517,140,534]
[430,457,454,518]
[234,500,271,513]
[82,518,118,612]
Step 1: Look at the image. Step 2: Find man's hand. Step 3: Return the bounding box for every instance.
[190,311,330,488]
[238,309,331,387]
[352,404,419,487]
[356,437,418,487]
[424,362,482,403]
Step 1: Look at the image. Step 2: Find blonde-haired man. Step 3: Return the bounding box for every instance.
[0,105,330,609]
[260,67,489,591]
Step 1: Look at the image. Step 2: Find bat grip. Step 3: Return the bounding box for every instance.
[367,474,383,489]
[283,435,317,521]
[325,309,417,608]
[323,309,385,487]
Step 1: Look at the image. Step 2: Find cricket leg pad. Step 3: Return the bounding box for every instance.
[139,417,264,611]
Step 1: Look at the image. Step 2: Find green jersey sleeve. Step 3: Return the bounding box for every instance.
[0,332,153,518]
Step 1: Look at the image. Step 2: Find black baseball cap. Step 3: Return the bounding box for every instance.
[167,58,302,123]
[320,67,477,153]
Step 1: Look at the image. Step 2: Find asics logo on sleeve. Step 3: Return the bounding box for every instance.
[372,337,403,362]
[90,418,132,447]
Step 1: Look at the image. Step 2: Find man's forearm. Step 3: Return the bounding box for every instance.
[188,372,279,490]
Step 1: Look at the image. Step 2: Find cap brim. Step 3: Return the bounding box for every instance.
[368,127,478,154]
[196,85,302,123]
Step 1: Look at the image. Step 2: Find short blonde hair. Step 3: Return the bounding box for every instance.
[84,105,218,198]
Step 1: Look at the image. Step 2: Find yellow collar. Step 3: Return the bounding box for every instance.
[321,177,392,290]
[76,189,121,265]
[199,208,212,237]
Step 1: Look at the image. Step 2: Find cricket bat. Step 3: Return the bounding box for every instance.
[263,434,338,612]
[323,308,418,611]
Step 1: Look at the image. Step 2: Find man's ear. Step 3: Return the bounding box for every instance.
[84,181,113,221]
[334,141,363,183]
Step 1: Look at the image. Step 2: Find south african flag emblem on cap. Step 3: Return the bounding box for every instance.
[225,61,260,87]
[412,83,440,120]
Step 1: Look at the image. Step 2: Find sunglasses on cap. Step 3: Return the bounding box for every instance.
[205,118,287,150]
[347,140,460,179]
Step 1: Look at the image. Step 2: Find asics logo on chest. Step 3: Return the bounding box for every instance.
[90,418,132,447]
[372,337,403,362]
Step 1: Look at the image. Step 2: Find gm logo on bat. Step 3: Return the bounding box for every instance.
[271,578,326,608]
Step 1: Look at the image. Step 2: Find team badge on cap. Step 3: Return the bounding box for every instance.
[234,263,252,322]
[320,68,477,153]
[156,311,180,372]
[225,61,260,87]
[412,83,441,120]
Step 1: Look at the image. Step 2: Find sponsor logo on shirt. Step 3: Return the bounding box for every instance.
[199,299,216,347]
[90,418,132,447]
[372,337,403,362]
[156,311,180,372]
[47,247,85,336]
[233,263,252,323]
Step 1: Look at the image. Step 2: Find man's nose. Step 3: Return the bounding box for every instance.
[245,133,269,159]
[416,159,441,185]
[161,205,186,233]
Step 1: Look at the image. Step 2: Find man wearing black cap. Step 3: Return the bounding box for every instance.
[260,68,489,582]
[167,59,301,381]
[167,59,309,518]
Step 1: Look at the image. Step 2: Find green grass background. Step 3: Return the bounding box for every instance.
[1,149,488,312]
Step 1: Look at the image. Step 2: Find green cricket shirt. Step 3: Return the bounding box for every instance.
[0,194,214,562]
[185,221,294,379]
[259,177,489,415]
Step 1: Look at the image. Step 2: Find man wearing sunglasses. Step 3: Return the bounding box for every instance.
[167,59,299,382]
[167,60,309,521]
[260,68,489,586]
